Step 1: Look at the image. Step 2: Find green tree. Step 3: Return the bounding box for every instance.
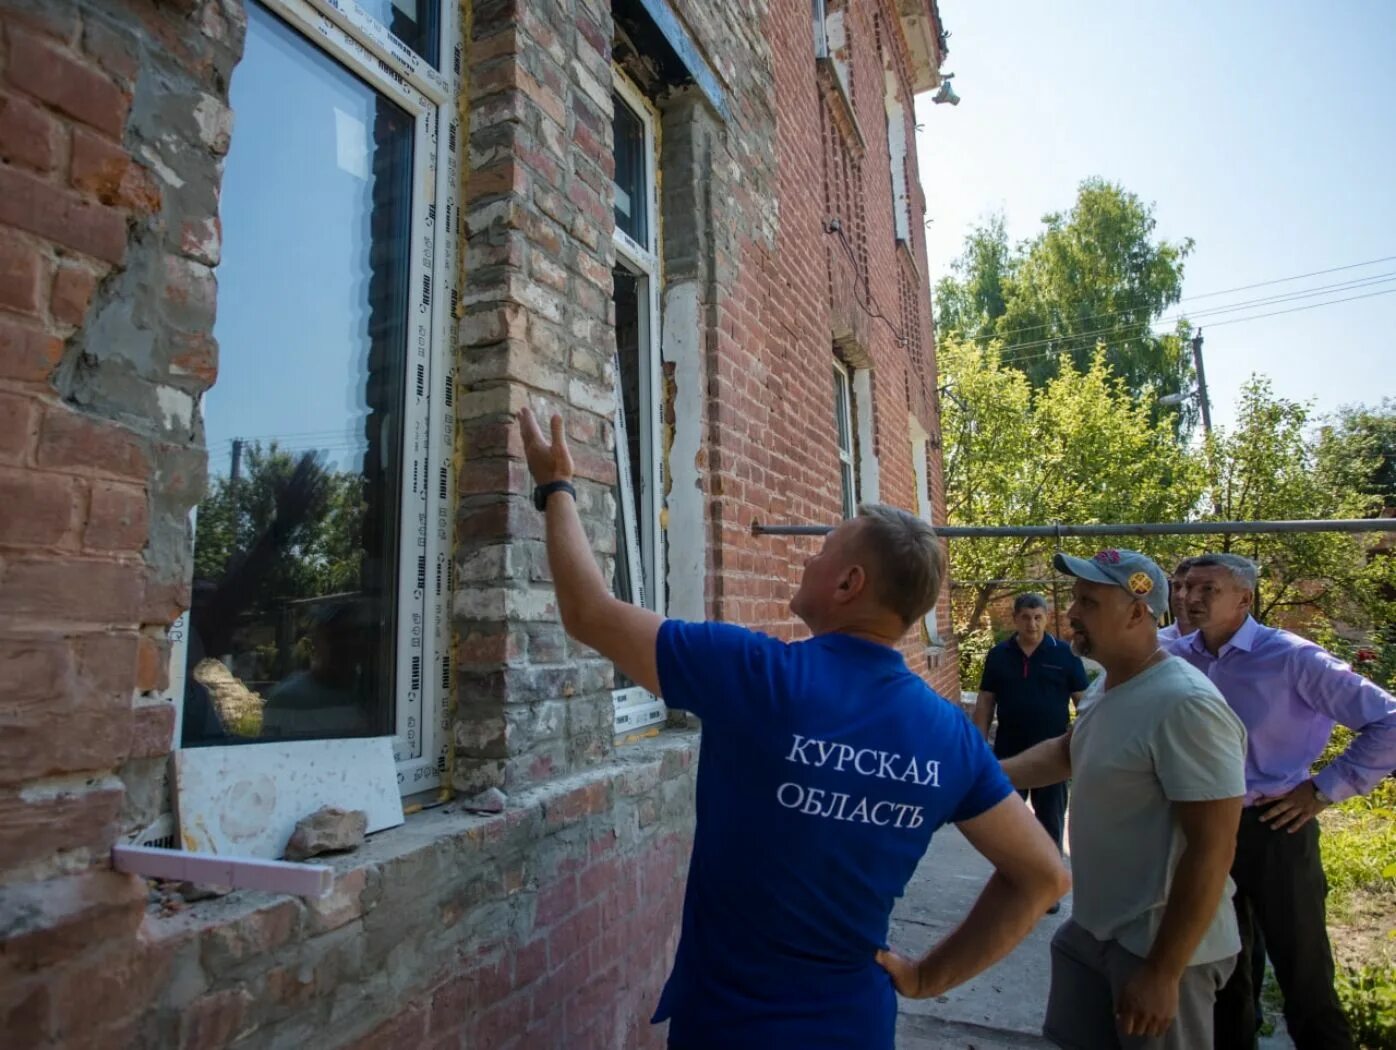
[1202,380,1396,628]
[936,179,1195,421]
[1318,399,1396,511]
[942,338,1205,643]
[193,444,366,618]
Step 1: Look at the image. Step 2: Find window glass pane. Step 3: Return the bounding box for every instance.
[833,367,851,453]
[611,267,646,600]
[360,0,439,65]
[183,2,414,746]
[613,94,648,247]
[611,268,647,690]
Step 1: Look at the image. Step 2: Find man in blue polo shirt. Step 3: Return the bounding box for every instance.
[518,407,1070,1050]
[974,594,1089,867]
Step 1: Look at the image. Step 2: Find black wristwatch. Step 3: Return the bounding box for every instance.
[533,479,576,511]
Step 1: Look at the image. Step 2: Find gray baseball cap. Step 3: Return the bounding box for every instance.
[1052,548,1170,619]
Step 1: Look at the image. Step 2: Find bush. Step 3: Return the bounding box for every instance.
[1336,965,1396,1049]
[957,626,996,694]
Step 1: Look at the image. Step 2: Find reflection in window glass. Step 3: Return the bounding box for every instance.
[613,94,648,248]
[611,268,646,690]
[360,0,439,65]
[183,2,414,747]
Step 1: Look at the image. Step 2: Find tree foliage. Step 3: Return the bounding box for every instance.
[942,350,1395,665]
[935,178,1196,423]
[193,443,366,618]
[941,338,1204,640]
[1201,380,1396,627]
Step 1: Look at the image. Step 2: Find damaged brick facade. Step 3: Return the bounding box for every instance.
[0,0,957,1045]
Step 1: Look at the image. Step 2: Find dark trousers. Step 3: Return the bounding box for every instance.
[1213,808,1353,1050]
[1018,781,1068,852]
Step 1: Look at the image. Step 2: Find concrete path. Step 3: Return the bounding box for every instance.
[890,827,1058,1048]
[888,826,1294,1049]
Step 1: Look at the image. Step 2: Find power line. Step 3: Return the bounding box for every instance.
[987,276,1396,371]
[961,286,1396,378]
[989,272,1396,368]
[969,253,1396,344]
[1200,286,1396,329]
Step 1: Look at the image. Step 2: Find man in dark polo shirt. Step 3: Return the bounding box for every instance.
[974,595,1089,876]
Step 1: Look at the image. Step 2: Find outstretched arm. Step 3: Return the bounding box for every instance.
[999,730,1073,790]
[877,794,1070,998]
[519,408,664,696]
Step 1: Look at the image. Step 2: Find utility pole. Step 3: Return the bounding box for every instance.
[1191,329,1213,436]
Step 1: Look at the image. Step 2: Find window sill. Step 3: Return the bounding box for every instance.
[139,730,703,937]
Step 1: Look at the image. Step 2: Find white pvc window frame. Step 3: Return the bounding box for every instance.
[834,360,857,517]
[611,71,666,735]
[167,0,459,797]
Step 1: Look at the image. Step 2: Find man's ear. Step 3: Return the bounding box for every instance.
[1239,587,1255,613]
[835,564,868,605]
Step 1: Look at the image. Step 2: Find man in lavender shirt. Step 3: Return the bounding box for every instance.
[1168,552,1396,1050]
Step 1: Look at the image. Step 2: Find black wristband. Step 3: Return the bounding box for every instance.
[533,479,576,511]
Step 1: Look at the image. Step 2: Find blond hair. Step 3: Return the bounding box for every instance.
[855,504,946,626]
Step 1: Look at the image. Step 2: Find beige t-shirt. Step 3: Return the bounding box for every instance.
[1069,655,1247,965]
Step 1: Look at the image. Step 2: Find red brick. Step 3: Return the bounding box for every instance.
[84,480,148,551]
[200,899,302,975]
[0,780,124,869]
[0,871,145,973]
[0,165,128,266]
[534,875,577,925]
[74,630,140,697]
[126,701,172,758]
[0,229,44,315]
[344,1004,429,1050]
[0,391,36,462]
[37,406,149,479]
[469,996,532,1049]
[6,28,130,138]
[168,329,218,385]
[0,92,62,173]
[0,467,76,545]
[179,989,251,1050]
[134,631,166,692]
[70,128,160,213]
[0,314,62,383]
[82,18,140,84]
[548,899,602,964]
[50,262,100,327]
[48,945,171,1045]
[0,708,132,786]
[162,253,216,331]
[0,557,144,624]
[578,856,623,905]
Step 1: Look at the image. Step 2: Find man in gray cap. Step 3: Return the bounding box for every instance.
[1002,549,1248,1049]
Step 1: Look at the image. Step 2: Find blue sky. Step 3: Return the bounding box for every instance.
[913,1,1396,429]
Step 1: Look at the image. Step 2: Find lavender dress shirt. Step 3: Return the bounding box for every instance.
[1167,617,1396,805]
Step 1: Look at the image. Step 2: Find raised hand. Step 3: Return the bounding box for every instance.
[517,406,574,487]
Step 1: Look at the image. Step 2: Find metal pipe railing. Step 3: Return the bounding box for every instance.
[752,518,1396,539]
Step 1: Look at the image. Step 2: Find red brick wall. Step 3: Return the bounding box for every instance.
[685,0,958,696]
